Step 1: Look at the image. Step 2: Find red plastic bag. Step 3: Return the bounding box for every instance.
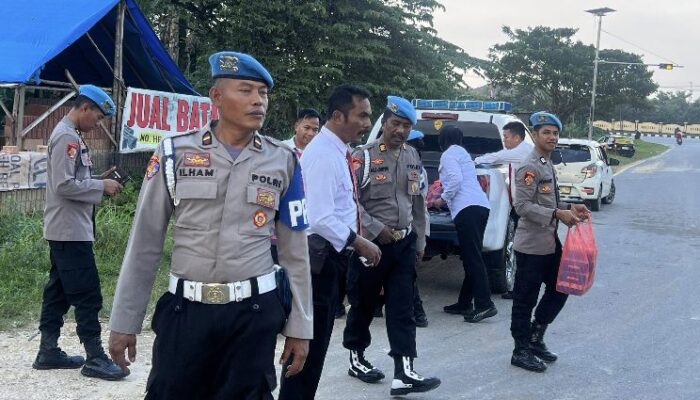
[426,180,443,208]
[556,218,598,296]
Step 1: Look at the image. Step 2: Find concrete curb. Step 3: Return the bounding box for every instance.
[614,147,673,177]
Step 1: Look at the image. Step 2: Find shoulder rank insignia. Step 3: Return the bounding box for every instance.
[202,131,212,146]
[379,143,387,152]
[253,135,263,150]
[524,170,536,186]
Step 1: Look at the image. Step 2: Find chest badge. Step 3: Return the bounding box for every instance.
[379,143,387,152]
[256,188,276,209]
[539,184,552,193]
[371,158,384,166]
[374,173,387,182]
[433,120,443,130]
[411,181,419,194]
[539,157,547,164]
[253,210,267,227]
[184,152,211,167]
[409,170,420,180]
[146,155,160,180]
[524,170,536,186]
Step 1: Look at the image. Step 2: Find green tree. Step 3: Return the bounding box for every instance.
[136,0,478,137]
[486,26,657,124]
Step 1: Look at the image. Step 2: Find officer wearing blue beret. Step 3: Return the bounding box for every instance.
[35,85,125,380]
[108,51,313,398]
[509,111,589,372]
[343,96,440,396]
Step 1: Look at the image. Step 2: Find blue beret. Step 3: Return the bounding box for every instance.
[209,51,274,89]
[530,111,562,131]
[79,85,115,116]
[386,96,417,125]
[407,130,424,141]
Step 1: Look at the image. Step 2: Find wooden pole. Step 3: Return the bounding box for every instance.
[12,86,25,149]
[112,0,126,150]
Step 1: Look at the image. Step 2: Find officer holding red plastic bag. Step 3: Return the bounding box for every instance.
[509,112,589,373]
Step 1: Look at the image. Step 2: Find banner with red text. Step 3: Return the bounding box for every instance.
[120,87,219,153]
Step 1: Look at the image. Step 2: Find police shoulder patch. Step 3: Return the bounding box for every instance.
[523,170,536,186]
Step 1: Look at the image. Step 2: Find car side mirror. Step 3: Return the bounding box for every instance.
[608,158,620,166]
[551,150,563,165]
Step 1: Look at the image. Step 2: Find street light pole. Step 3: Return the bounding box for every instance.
[586,7,615,141]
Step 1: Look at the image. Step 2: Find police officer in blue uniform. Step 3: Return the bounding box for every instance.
[510,112,589,372]
[344,97,440,396]
[108,52,313,399]
[36,85,126,380]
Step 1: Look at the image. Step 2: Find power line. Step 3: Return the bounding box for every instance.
[601,29,678,65]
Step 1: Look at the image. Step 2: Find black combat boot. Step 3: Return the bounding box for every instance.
[81,337,127,381]
[414,302,428,328]
[511,339,547,372]
[390,356,441,396]
[530,321,558,362]
[33,332,85,370]
[348,350,385,383]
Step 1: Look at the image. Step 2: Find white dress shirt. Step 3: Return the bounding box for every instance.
[301,126,357,252]
[474,141,533,203]
[282,137,303,158]
[439,144,490,219]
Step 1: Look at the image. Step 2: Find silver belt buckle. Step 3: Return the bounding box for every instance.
[201,283,230,304]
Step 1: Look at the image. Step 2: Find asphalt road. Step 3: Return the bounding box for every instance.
[312,137,700,400]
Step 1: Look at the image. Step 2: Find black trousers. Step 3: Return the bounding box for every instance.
[38,241,102,341]
[145,286,285,400]
[454,206,493,310]
[510,240,568,343]
[343,232,418,358]
[278,234,349,400]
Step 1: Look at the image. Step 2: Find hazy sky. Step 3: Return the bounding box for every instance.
[433,0,699,99]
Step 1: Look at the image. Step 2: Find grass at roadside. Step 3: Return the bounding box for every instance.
[610,139,669,172]
[0,181,172,331]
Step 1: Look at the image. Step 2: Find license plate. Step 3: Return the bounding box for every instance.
[620,146,630,150]
[559,186,571,194]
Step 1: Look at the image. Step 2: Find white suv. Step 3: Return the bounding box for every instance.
[365,99,532,293]
[553,139,620,211]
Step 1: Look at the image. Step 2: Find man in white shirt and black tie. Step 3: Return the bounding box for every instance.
[278,84,381,400]
[475,121,533,299]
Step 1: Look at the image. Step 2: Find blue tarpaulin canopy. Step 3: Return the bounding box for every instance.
[0,0,197,95]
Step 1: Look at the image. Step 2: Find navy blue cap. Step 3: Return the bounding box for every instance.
[530,111,562,131]
[209,51,274,89]
[407,130,424,141]
[386,96,417,125]
[79,85,115,116]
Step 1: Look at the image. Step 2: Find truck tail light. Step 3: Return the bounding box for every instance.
[581,163,598,178]
[477,175,490,198]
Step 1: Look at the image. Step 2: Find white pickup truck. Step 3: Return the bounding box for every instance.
[365,99,533,293]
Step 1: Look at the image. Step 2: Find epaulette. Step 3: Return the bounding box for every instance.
[262,134,285,147]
